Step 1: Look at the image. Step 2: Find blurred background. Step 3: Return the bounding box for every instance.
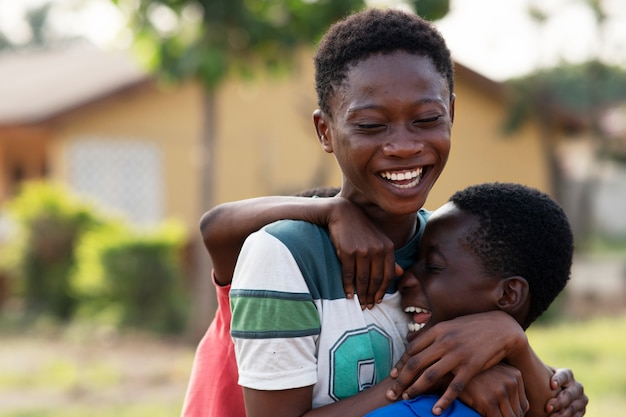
[0,0,624,415]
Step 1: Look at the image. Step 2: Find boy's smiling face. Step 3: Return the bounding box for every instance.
[314,51,454,219]
[400,202,503,342]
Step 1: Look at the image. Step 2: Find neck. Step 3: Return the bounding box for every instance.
[336,190,421,248]
[361,208,419,248]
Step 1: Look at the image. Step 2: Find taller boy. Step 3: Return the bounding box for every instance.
[229,8,557,417]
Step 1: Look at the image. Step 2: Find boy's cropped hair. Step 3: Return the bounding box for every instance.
[314,8,454,117]
[450,182,574,328]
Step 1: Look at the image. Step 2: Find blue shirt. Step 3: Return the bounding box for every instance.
[365,395,481,417]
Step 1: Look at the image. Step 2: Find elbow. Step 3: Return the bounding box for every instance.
[199,204,227,251]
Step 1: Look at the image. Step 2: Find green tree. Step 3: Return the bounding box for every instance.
[2,182,102,320]
[0,1,82,52]
[504,0,626,246]
[109,0,450,339]
[505,61,626,194]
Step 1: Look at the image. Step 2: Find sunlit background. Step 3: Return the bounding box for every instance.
[0,0,624,416]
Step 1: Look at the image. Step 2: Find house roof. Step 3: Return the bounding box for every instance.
[454,60,507,99]
[0,42,150,125]
[1,45,507,124]
[0,44,512,128]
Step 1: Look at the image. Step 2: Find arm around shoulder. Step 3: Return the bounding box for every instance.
[200,194,393,292]
[504,343,559,417]
[200,196,339,286]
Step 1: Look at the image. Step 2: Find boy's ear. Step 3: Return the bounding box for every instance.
[313,109,333,153]
[496,276,529,316]
[449,93,456,124]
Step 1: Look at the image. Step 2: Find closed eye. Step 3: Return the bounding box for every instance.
[424,263,444,273]
[357,123,385,129]
[415,116,443,125]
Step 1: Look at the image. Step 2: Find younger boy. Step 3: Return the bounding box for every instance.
[366,182,574,417]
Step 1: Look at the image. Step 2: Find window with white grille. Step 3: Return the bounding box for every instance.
[68,138,163,227]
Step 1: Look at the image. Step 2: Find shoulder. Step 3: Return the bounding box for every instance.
[263,220,343,299]
[265,219,328,238]
[264,220,334,255]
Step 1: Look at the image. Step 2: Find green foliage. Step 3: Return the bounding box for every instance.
[407,0,450,21]
[73,221,188,334]
[118,0,366,89]
[503,60,626,133]
[2,182,102,320]
[113,0,450,90]
[1,181,189,335]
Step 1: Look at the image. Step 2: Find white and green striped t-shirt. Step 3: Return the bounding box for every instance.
[231,211,428,408]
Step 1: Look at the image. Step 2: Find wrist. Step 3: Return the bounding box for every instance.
[323,196,354,227]
[299,195,338,226]
[483,311,528,364]
[506,327,529,365]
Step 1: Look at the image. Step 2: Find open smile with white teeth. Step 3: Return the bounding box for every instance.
[379,168,423,189]
[404,306,431,332]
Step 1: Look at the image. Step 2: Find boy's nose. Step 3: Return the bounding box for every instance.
[382,130,425,157]
[398,267,421,292]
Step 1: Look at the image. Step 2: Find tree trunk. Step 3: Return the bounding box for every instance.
[187,90,218,343]
[536,107,566,203]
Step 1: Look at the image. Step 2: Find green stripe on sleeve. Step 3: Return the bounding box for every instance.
[230,289,320,339]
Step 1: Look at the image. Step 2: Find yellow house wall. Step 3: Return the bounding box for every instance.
[423,78,549,210]
[40,52,550,234]
[214,51,343,204]
[50,81,204,232]
[215,53,549,212]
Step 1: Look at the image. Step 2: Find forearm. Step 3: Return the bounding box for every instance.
[244,378,395,417]
[506,338,558,417]
[305,378,395,417]
[201,196,338,284]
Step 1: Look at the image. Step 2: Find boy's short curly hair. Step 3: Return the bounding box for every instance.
[314,8,454,116]
[449,182,574,328]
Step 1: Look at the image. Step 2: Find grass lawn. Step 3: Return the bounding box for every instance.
[0,322,196,417]
[0,313,624,416]
[528,313,626,417]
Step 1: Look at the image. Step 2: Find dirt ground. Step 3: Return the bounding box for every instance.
[0,326,196,414]
[1,256,622,415]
